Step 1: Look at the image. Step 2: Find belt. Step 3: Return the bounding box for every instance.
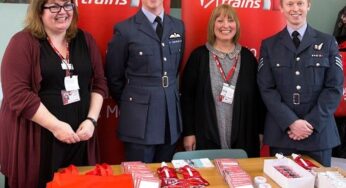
[293,93,300,105]
[127,76,176,88]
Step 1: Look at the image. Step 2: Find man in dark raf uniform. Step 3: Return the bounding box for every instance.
[257,0,343,166]
[106,0,184,163]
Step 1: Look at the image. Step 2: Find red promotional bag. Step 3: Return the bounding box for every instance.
[46,164,133,188]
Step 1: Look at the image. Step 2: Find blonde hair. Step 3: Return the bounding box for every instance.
[25,0,78,41]
[207,4,240,45]
[280,0,311,6]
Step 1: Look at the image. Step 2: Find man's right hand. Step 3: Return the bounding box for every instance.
[184,135,196,151]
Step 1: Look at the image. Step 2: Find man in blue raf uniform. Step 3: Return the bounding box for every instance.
[257,0,343,166]
[106,0,184,163]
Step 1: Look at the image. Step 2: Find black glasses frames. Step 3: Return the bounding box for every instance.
[43,3,75,13]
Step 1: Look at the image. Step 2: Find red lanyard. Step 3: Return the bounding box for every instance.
[47,37,71,76]
[212,53,239,83]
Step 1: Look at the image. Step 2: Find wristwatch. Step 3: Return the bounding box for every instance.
[86,117,97,127]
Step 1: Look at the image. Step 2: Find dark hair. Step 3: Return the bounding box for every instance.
[333,6,346,38]
[341,6,346,16]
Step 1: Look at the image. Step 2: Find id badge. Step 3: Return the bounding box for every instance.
[61,62,74,70]
[219,83,235,104]
[61,90,80,105]
[64,75,80,91]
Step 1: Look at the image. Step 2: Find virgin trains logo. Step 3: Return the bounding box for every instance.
[200,0,281,10]
[77,0,140,6]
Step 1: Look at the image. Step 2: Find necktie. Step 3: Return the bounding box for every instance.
[292,31,300,48]
[155,16,163,39]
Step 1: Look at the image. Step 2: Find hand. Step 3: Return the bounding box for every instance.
[51,121,80,144]
[184,135,196,151]
[76,120,95,141]
[287,130,303,140]
[288,120,313,140]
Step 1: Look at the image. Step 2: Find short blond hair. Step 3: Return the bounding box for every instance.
[207,4,240,45]
[25,0,78,41]
[280,0,311,6]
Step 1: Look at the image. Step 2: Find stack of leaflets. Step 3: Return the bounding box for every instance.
[171,158,214,169]
[214,158,254,188]
[121,161,160,188]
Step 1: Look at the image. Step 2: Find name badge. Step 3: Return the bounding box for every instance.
[219,83,235,104]
[61,62,74,70]
[61,90,80,105]
[64,75,80,91]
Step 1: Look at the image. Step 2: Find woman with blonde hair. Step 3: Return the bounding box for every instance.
[0,0,107,187]
[181,4,265,157]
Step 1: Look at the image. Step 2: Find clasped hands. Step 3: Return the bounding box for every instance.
[52,119,95,144]
[287,119,314,141]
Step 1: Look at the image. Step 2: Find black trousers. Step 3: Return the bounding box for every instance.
[124,141,177,163]
[333,117,346,158]
[124,107,179,163]
[5,176,9,188]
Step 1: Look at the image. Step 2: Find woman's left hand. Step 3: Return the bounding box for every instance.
[76,120,95,141]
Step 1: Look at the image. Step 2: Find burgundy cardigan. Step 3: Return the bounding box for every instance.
[0,29,107,188]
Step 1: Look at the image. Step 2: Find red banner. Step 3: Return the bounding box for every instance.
[77,0,171,164]
[182,0,284,64]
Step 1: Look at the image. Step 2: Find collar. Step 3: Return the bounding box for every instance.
[141,7,164,24]
[287,23,307,40]
[206,42,241,59]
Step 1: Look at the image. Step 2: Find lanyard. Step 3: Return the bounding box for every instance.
[47,37,71,76]
[212,53,239,83]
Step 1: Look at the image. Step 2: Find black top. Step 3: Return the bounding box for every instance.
[39,30,92,129]
[37,30,92,187]
[181,45,266,157]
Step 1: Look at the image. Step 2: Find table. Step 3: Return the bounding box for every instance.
[77,157,321,188]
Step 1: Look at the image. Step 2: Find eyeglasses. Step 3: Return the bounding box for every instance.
[43,3,75,13]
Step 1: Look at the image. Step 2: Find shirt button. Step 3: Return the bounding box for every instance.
[296,57,300,61]
[161,43,165,47]
[296,85,301,90]
[276,64,280,67]
[295,71,300,75]
[129,97,133,101]
[139,51,143,56]
[163,57,167,61]
[316,63,320,67]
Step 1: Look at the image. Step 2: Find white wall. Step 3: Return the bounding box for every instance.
[0,172,4,188]
[0,3,28,102]
[307,0,345,35]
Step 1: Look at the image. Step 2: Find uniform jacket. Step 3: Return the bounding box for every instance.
[181,46,265,157]
[106,10,185,145]
[0,29,107,188]
[257,25,343,151]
